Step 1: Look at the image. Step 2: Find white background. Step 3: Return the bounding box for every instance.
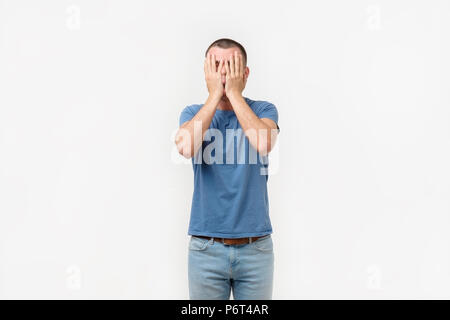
[1,0,449,299]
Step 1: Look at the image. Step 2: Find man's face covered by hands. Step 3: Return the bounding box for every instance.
[207,46,249,99]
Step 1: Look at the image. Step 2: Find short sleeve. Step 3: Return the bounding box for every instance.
[257,103,280,132]
[179,105,195,127]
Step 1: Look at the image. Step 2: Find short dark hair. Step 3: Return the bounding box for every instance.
[205,38,247,67]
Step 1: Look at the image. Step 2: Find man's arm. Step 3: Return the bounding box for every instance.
[228,93,279,156]
[174,53,225,159]
[174,94,220,159]
[224,51,279,156]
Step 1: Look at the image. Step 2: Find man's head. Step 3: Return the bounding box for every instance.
[205,38,249,98]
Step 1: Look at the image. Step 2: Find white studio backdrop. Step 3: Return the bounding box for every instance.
[0,0,449,299]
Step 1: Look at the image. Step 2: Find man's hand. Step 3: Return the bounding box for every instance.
[224,51,246,99]
[205,52,225,100]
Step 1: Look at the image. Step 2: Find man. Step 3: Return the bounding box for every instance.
[174,38,280,300]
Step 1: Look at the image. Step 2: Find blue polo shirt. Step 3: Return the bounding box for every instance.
[179,96,280,238]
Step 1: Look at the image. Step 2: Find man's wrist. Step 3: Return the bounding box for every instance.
[208,93,222,100]
[208,93,222,103]
[227,91,243,103]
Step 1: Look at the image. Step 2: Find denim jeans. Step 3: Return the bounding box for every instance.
[188,234,274,300]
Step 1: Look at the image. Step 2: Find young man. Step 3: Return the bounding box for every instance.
[175,38,280,300]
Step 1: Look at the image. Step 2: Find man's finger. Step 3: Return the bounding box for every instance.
[218,58,224,74]
[208,53,213,74]
[210,53,214,74]
[234,51,239,76]
[238,53,243,76]
[229,54,234,77]
[205,53,210,74]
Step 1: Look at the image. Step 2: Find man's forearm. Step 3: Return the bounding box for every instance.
[175,94,220,158]
[227,93,276,155]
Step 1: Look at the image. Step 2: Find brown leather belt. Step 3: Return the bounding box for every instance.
[193,235,265,245]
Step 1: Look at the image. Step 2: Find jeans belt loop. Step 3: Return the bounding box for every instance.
[249,237,253,244]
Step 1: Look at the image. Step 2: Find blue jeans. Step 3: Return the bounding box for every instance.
[188,234,274,300]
